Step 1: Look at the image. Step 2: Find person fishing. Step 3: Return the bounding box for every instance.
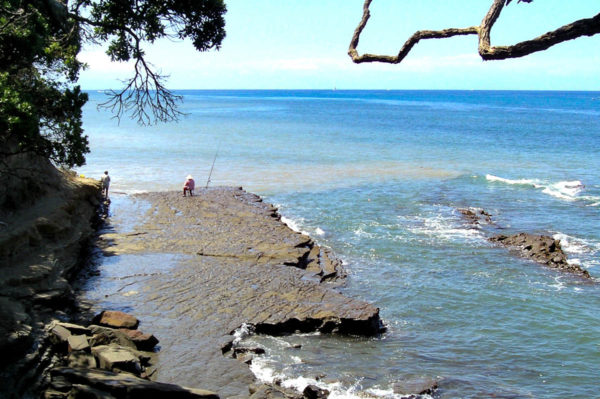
[183,175,195,196]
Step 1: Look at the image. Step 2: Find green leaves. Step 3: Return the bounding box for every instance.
[1,0,227,168]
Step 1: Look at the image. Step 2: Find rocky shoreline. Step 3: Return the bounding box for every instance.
[1,173,385,398]
[0,156,103,397]
[86,188,384,397]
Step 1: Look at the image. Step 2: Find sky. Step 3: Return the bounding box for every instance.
[77,0,600,91]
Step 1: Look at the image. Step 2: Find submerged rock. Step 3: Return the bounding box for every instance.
[490,233,590,278]
[458,208,493,225]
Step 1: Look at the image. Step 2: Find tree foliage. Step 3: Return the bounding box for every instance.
[349,0,600,65]
[0,0,226,168]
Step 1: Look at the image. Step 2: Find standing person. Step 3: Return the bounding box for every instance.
[100,171,110,199]
[183,175,195,197]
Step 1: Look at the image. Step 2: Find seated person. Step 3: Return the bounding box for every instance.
[183,175,195,197]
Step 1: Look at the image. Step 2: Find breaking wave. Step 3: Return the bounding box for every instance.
[485,174,599,204]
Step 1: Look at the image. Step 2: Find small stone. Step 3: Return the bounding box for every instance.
[303,384,329,399]
[118,328,159,351]
[92,310,139,329]
[67,335,90,352]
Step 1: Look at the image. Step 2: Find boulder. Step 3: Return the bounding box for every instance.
[92,311,139,329]
[49,324,72,351]
[56,322,91,336]
[91,345,142,375]
[118,329,159,351]
[49,367,219,399]
[302,385,329,399]
[67,334,90,352]
[88,325,137,349]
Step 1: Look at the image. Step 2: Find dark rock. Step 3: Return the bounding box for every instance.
[249,383,301,399]
[67,352,97,369]
[458,208,493,225]
[88,325,137,349]
[118,329,159,351]
[392,377,438,396]
[92,311,140,330]
[490,233,590,278]
[49,324,72,351]
[50,367,219,399]
[302,384,329,399]
[233,346,266,358]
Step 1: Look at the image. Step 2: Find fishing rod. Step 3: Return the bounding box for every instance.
[205,143,220,189]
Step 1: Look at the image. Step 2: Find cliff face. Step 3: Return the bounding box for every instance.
[0,153,102,397]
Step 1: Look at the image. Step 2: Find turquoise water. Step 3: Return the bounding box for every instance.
[78,90,600,399]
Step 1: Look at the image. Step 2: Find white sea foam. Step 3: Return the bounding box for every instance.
[280,216,310,236]
[486,174,597,203]
[406,214,486,244]
[553,232,598,254]
[249,356,425,399]
[542,180,585,201]
[232,323,253,345]
[315,227,325,236]
[485,174,542,188]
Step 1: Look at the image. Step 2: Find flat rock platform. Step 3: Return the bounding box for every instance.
[87,187,382,398]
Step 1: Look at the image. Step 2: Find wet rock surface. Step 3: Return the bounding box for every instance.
[86,187,383,398]
[457,207,591,279]
[490,233,591,278]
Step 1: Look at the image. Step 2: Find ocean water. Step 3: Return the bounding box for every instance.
[78,90,600,399]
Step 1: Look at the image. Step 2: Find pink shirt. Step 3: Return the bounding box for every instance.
[184,178,195,190]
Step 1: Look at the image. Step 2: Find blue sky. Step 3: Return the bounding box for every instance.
[78,0,600,90]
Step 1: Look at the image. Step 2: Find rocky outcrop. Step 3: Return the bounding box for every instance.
[490,233,591,278]
[458,208,493,225]
[457,207,591,279]
[47,368,218,399]
[92,188,384,397]
[39,312,205,399]
[0,156,102,398]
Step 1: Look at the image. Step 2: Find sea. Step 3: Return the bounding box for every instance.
[77,90,600,399]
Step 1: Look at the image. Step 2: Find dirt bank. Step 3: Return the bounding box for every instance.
[0,154,102,397]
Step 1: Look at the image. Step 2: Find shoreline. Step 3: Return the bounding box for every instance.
[74,187,384,398]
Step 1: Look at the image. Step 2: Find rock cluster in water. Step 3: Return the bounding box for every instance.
[490,233,590,278]
[457,207,591,279]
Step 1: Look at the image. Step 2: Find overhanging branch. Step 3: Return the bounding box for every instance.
[348,0,600,64]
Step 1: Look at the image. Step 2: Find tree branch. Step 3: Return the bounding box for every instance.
[348,0,600,64]
[71,13,183,124]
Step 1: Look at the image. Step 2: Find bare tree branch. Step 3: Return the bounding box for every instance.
[71,13,183,125]
[348,0,600,64]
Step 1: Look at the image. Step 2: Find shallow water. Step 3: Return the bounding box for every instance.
[78,90,600,399]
